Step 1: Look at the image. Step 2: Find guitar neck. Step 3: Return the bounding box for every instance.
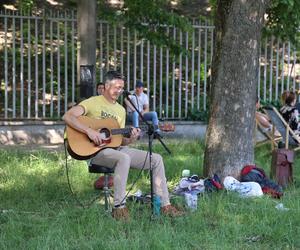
[110,123,174,135]
[111,127,132,135]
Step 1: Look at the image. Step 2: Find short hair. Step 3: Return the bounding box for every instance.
[281,91,290,105]
[285,91,296,106]
[97,82,104,87]
[103,71,124,85]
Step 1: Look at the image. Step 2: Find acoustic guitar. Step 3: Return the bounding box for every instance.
[66,116,175,160]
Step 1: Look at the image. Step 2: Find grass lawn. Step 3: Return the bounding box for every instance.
[0,140,300,249]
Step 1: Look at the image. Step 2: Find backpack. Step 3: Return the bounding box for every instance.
[204,174,223,192]
[241,165,283,199]
[271,149,294,188]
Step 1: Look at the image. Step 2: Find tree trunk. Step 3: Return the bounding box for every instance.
[77,0,97,99]
[203,0,268,180]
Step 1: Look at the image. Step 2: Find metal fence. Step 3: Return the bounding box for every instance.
[258,39,300,102]
[0,9,77,119]
[1,10,299,120]
[97,19,214,119]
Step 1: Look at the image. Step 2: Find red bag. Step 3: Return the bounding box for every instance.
[94,176,113,190]
[271,149,294,188]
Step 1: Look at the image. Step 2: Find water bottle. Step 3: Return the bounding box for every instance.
[191,193,198,211]
[153,195,161,216]
[184,193,197,211]
[182,169,190,177]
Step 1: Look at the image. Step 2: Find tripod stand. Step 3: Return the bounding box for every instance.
[124,91,171,215]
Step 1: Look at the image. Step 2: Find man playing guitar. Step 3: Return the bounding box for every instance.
[63,71,183,221]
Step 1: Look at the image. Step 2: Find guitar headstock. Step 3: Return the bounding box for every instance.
[159,123,175,132]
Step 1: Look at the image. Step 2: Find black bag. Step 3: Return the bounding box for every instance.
[241,165,283,198]
[204,174,223,192]
[271,149,294,188]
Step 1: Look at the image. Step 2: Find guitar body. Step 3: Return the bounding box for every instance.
[66,117,123,160]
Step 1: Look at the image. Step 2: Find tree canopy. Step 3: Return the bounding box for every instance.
[210,0,300,46]
[265,0,300,46]
[3,0,300,47]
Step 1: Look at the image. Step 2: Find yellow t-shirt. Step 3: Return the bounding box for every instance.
[79,95,126,128]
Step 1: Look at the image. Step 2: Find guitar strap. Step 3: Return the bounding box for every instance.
[133,93,141,112]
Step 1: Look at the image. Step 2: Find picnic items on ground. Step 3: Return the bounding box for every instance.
[173,171,223,210]
[241,165,283,198]
[223,176,264,197]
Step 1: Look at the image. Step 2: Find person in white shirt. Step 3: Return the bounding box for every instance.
[125,81,160,132]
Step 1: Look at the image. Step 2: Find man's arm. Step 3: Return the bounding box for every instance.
[142,93,150,113]
[63,106,103,146]
[124,98,136,112]
[143,104,149,113]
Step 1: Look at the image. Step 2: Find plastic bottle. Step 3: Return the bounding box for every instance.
[182,169,191,177]
[184,193,198,211]
[191,193,198,211]
[153,195,161,216]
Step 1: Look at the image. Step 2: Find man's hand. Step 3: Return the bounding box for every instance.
[86,127,103,146]
[121,127,141,146]
[130,127,141,141]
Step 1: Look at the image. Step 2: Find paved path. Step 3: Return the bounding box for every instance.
[0,120,268,151]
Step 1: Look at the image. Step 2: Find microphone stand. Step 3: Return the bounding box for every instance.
[123,91,171,216]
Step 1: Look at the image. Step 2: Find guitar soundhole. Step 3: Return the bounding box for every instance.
[99,128,111,139]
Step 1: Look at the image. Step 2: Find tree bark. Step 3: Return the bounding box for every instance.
[77,0,97,99]
[203,0,268,180]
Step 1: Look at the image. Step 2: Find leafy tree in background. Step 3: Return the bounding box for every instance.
[210,0,300,46]
[265,0,300,46]
[97,0,192,56]
[203,0,300,179]
[5,0,191,55]
[5,0,300,48]
[4,0,300,40]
